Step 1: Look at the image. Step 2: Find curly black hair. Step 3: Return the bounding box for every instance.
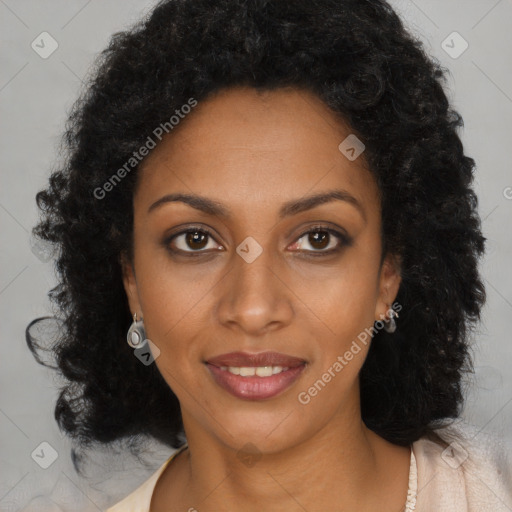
[27,0,486,456]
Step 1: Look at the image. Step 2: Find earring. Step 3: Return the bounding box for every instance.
[384,307,398,334]
[127,313,147,348]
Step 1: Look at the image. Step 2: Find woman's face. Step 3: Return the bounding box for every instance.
[123,86,401,453]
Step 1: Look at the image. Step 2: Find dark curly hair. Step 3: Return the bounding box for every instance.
[27,0,486,457]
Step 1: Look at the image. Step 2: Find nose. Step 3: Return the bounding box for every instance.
[214,241,294,336]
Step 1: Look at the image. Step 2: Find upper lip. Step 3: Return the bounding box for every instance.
[206,351,306,368]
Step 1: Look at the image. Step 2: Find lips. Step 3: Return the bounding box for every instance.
[205,351,307,400]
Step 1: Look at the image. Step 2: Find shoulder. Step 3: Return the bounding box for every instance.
[106,446,186,512]
[412,422,512,512]
[105,462,168,512]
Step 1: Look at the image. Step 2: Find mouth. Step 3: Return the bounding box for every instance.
[205,351,307,400]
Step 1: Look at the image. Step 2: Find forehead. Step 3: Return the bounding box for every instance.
[135,86,380,220]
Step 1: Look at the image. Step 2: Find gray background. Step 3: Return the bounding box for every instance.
[1,1,511,510]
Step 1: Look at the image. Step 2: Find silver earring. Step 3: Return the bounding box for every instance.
[127,313,147,348]
[384,308,398,334]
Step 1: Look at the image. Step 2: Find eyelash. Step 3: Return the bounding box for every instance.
[163,224,352,258]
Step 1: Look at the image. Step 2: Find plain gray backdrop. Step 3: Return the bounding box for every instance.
[1,1,511,510]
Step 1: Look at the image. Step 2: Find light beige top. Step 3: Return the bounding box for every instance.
[106,433,512,511]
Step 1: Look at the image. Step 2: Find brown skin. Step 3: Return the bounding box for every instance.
[122,86,409,512]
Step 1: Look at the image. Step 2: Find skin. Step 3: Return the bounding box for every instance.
[122,86,410,512]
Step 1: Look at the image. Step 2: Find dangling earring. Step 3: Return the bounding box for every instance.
[127,313,147,348]
[384,307,398,334]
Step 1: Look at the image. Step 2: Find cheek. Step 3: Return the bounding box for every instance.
[135,241,220,337]
[131,249,223,393]
[294,243,382,335]
[294,244,381,389]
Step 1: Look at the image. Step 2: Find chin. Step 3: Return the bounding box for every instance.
[205,399,310,454]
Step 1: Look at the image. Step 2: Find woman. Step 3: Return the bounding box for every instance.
[27,0,512,510]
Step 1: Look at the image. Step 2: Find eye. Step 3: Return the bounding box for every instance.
[165,226,223,254]
[289,225,352,256]
[164,224,351,257]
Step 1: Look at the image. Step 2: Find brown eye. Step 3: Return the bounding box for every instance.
[185,230,209,250]
[307,231,330,250]
[166,227,223,254]
[291,225,352,255]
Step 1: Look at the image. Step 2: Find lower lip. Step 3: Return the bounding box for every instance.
[206,364,306,400]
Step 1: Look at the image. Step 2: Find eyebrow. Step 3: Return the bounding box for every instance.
[148,189,366,222]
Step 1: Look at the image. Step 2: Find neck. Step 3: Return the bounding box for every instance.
[170,406,410,512]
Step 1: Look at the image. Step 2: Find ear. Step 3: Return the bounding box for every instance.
[375,253,402,322]
[120,252,143,318]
